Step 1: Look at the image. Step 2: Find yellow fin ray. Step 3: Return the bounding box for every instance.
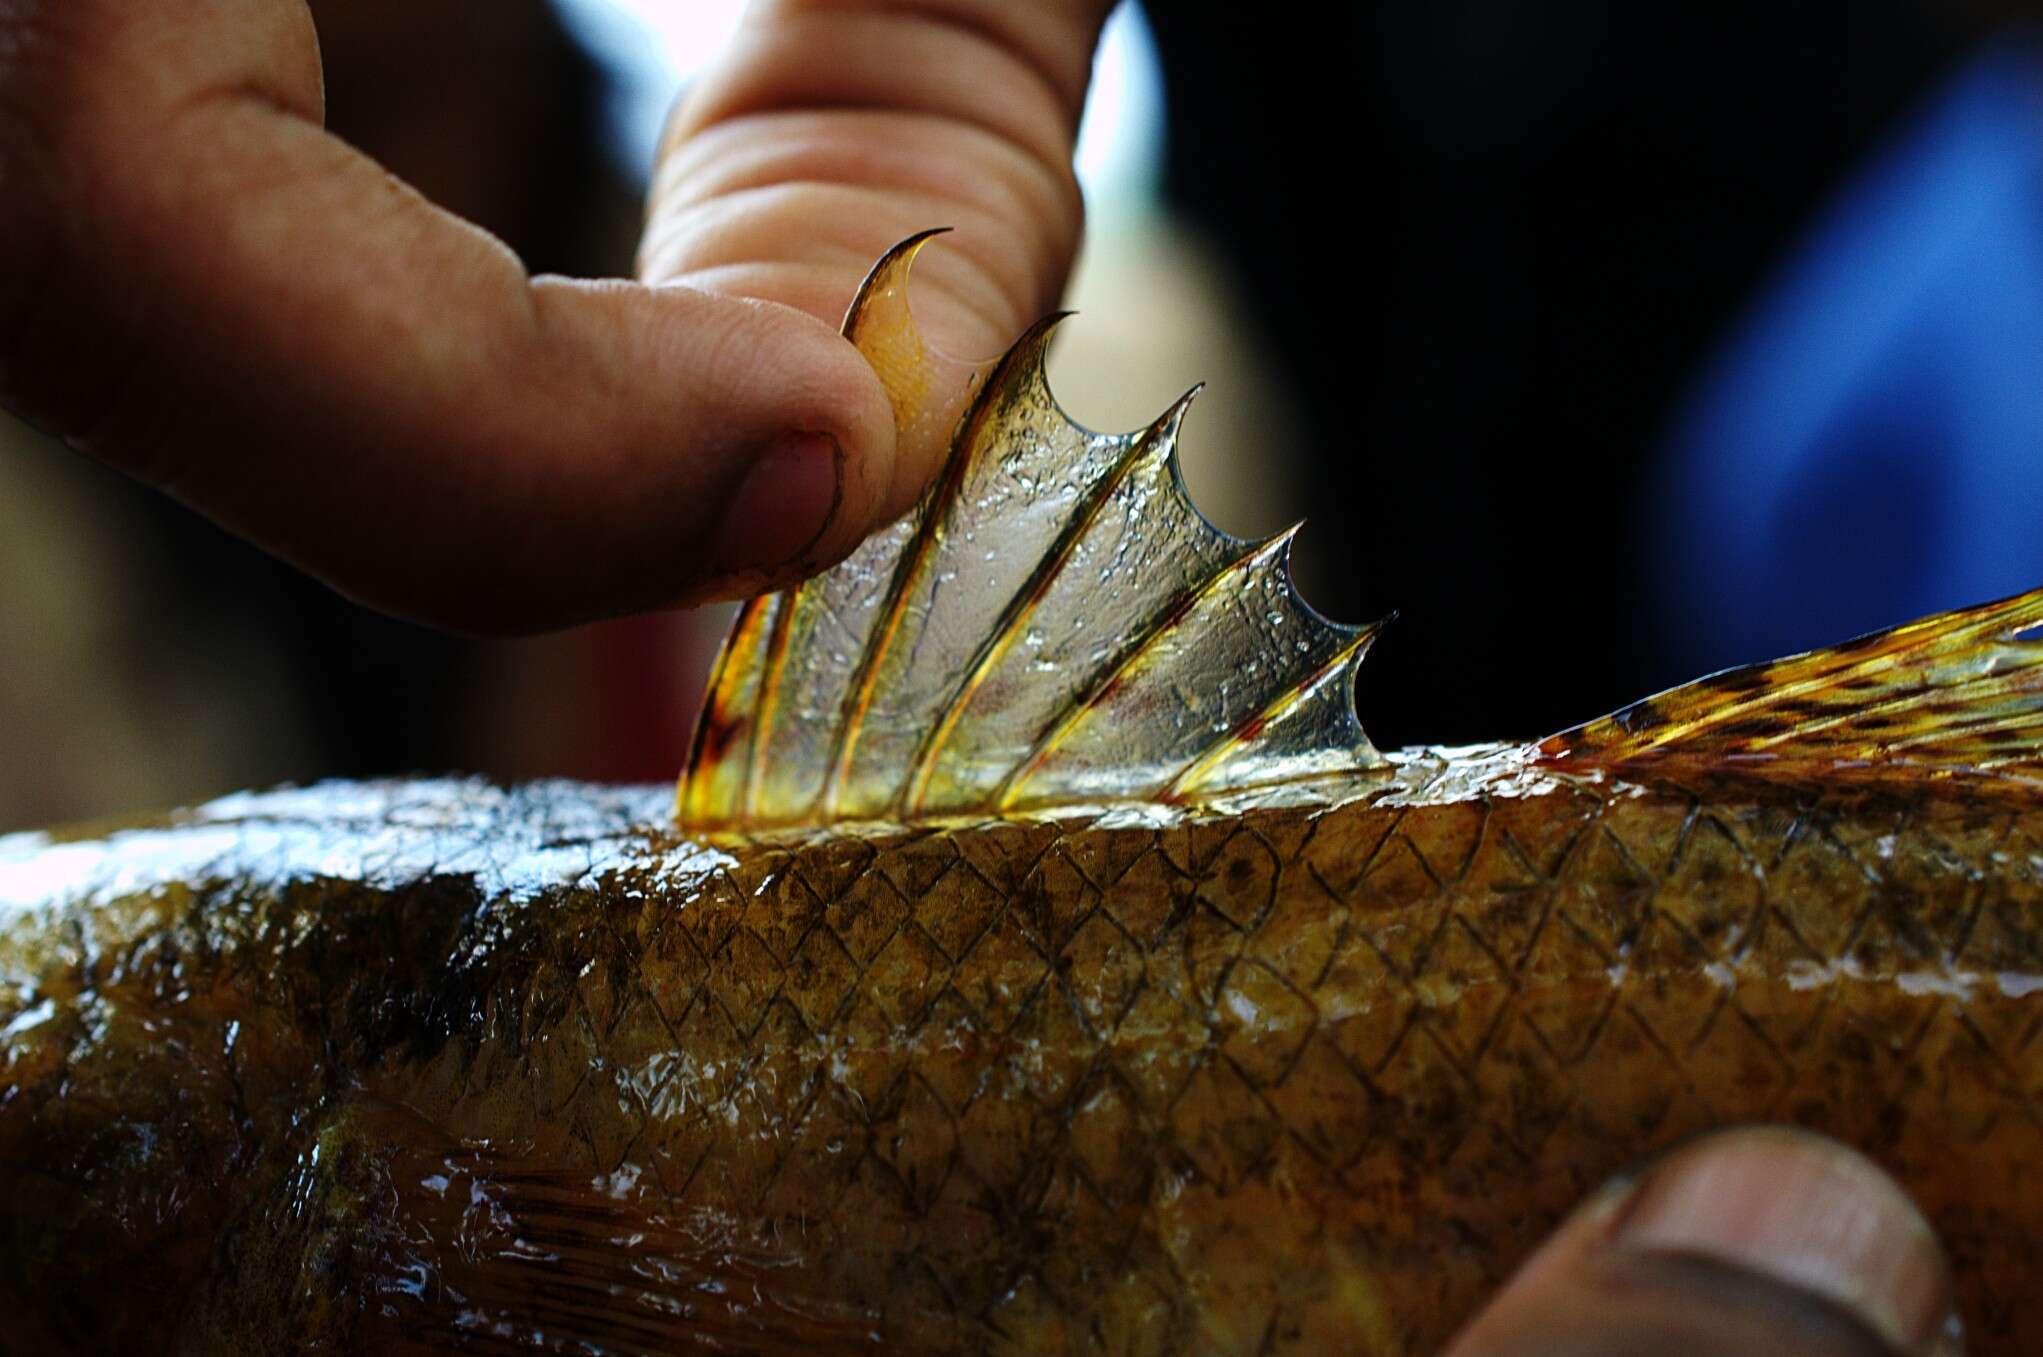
[680,235,1386,830]
[1539,586,2043,794]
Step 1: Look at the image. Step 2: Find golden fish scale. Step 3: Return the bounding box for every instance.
[2,760,2041,1353]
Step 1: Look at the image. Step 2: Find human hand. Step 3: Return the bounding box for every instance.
[0,0,1108,632]
[1446,1127,1960,1357]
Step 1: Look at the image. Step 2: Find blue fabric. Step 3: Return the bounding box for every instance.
[1654,38,2043,677]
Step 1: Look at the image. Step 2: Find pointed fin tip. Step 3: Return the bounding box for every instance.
[1349,611,1394,656]
[1164,382,1206,418]
[846,226,952,313]
[1271,522,1308,575]
[1328,613,1389,693]
[1010,315,1217,463]
[1118,385,1204,472]
[1012,310,1075,359]
[982,310,1074,405]
[1151,383,1204,436]
[1159,607,1390,804]
[1250,525,1301,566]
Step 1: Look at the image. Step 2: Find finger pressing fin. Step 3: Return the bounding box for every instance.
[682,233,1390,831]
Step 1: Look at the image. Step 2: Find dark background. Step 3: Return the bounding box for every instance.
[1,0,2027,827]
[1148,0,1981,747]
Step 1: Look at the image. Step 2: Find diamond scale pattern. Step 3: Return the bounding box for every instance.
[1194,827,1281,931]
[917,856,1007,963]
[706,926,782,1035]
[826,861,914,967]
[1061,910,1145,1039]
[1007,982,1095,1109]
[11,775,2043,1354]
[1097,845,1192,944]
[953,910,1047,1034]
[1215,960,1316,1090]
[1068,1069,1154,1207]
[783,924,860,1033]
[1167,1055,1281,1191]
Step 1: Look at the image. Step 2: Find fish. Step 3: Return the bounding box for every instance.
[4,235,2043,1355]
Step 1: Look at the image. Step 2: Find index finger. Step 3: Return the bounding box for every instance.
[0,0,896,632]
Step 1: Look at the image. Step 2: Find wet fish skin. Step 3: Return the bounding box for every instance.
[1,755,2039,1354]
[11,236,2043,1352]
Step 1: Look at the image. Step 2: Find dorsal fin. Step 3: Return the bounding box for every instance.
[680,234,1387,831]
[1538,586,2043,795]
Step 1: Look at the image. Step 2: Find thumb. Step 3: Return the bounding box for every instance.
[1445,1127,1961,1357]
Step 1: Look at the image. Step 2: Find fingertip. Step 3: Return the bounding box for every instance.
[1608,1127,1954,1355]
[518,278,899,606]
[740,296,899,547]
[1448,1127,1959,1357]
[674,297,904,600]
[258,278,908,634]
[703,429,847,597]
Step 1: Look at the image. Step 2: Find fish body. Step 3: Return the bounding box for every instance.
[3,744,2042,1354]
[5,237,2043,1351]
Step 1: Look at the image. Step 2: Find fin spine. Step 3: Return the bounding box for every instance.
[1160,618,1382,802]
[902,387,1199,816]
[679,594,772,823]
[744,591,797,818]
[996,529,1296,810]
[819,314,1061,818]
[678,232,1393,831]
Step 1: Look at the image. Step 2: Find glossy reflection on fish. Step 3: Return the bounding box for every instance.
[3,239,2043,1354]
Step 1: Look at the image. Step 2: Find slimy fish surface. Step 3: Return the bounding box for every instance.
[4,238,2043,1353]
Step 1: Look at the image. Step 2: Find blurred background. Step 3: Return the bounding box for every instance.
[4,0,2042,830]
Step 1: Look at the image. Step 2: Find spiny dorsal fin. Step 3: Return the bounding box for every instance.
[680,234,1387,831]
[1538,586,2043,794]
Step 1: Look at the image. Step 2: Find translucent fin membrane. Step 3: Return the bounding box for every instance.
[1540,585,2043,794]
[680,235,1387,830]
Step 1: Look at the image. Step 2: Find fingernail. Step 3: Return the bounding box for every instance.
[714,432,844,577]
[1611,1129,1959,1355]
